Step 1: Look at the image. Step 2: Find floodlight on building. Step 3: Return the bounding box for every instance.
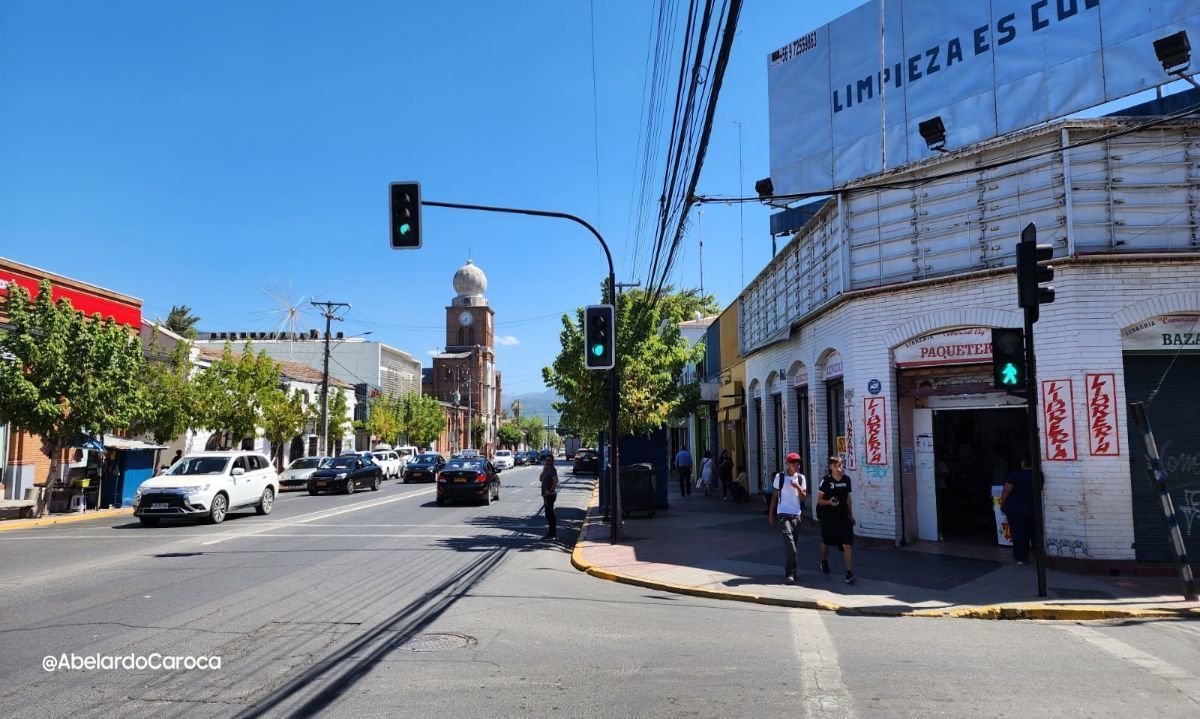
[918,116,948,153]
[754,177,774,199]
[1153,31,1200,89]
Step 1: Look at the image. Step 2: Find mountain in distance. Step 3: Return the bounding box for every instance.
[509,389,561,424]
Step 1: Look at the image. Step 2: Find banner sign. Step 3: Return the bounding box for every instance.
[824,351,844,380]
[1121,314,1200,353]
[844,397,858,470]
[792,364,809,387]
[768,0,1200,196]
[1084,372,1120,456]
[1041,379,1077,461]
[894,327,992,367]
[863,396,888,465]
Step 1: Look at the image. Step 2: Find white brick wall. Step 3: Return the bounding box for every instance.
[743,258,1200,559]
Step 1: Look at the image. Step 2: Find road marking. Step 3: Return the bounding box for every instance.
[246,532,536,540]
[1058,623,1200,706]
[200,488,435,545]
[790,609,856,719]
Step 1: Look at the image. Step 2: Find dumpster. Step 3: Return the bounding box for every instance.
[620,463,656,518]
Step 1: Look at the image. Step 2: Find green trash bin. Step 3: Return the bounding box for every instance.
[620,463,656,519]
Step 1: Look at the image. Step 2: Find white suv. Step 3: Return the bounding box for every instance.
[133,451,279,526]
[371,450,402,479]
[493,450,514,470]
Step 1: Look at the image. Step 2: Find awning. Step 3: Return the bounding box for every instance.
[102,437,167,451]
[67,434,105,451]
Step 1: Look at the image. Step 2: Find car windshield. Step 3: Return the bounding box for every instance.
[446,460,484,472]
[169,457,230,475]
[288,458,321,470]
[415,454,442,463]
[321,457,357,469]
[495,451,511,457]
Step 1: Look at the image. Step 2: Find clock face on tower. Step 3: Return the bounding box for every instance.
[458,311,474,327]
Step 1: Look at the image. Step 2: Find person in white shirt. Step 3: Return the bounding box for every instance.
[767,452,808,584]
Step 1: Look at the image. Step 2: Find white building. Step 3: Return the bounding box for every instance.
[741,117,1200,570]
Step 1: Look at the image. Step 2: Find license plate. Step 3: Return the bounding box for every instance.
[151,502,169,510]
[412,472,423,477]
[317,481,327,487]
[454,478,467,483]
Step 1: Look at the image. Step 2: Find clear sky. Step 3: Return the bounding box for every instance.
[0,0,874,396]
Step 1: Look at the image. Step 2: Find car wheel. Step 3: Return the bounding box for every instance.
[205,493,228,524]
[344,478,355,495]
[436,496,445,506]
[308,486,319,496]
[139,516,160,527]
[256,486,275,515]
[494,485,500,502]
[371,476,380,491]
[483,488,492,507]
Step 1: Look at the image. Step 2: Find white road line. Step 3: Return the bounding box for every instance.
[1058,624,1200,706]
[200,488,434,546]
[790,609,856,719]
[243,533,534,539]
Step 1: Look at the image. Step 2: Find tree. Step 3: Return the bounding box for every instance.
[164,304,200,338]
[0,281,146,516]
[326,387,351,452]
[496,422,523,449]
[260,387,311,470]
[402,392,446,450]
[543,284,715,438]
[470,417,486,449]
[365,394,403,446]
[133,331,200,445]
[194,342,279,450]
[518,416,545,449]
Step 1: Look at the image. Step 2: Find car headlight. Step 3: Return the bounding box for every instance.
[133,488,144,504]
[177,484,210,498]
[335,472,348,480]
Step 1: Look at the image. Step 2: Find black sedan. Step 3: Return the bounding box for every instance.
[403,453,446,483]
[436,458,501,506]
[308,455,382,495]
[573,449,599,475]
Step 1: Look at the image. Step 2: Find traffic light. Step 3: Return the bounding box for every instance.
[1016,222,1054,320]
[991,328,1025,390]
[584,304,615,370]
[389,182,422,249]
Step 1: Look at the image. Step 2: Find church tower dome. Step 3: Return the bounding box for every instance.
[452,259,488,307]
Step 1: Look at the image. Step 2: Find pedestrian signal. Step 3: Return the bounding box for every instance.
[991,328,1025,391]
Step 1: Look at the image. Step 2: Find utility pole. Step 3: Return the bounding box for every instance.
[310,301,350,457]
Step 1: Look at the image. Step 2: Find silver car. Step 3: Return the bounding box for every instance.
[280,456,328,491]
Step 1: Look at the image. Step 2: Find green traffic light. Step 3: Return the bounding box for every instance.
[591,343,605,357]
[399,223,411,235]
[1001,362,1020,385]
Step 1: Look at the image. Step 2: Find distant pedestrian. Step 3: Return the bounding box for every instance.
[1000,458,1035,565]
[674,444,693,498]
[699,451,715,497]
[732,466,750,503]
[718,450,734,501]
[768,452,808,584]
[540,455,559,540]
[171,449,183,466]
[817,456,856,584]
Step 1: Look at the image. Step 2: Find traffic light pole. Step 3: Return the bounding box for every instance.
[1023,306,1048,597]
[421,200,623,542]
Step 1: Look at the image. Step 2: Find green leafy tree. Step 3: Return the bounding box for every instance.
[260,387,311,470]
[325,387,351,452]
[365,394,403,446]
[470,417,486,449]
[496,422,523,449]
[164,304,200,338]
[195,342,279,450]
[402,392,446,450]
[518,416,545,449]
[133,331,200,445]
[0,281,146,516]
[544,285,715,438]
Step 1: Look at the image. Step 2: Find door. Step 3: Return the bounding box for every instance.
[914,408,939,541]
[228,455,254,506]
[250,455,272,500]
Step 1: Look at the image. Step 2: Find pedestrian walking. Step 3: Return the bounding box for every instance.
[674,444,693,498]
[171,449,183,466]
[699,450,715,497]
[540,455,558,540]
[768,452,808,584]
[817,456,856,584]
[732,466,750,503]
[1000,458,1035,565]
[718,450,734,501]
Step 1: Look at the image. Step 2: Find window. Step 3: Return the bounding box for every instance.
[826,379,845,461]
[232,456,248,472]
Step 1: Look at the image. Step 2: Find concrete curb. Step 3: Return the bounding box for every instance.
[568,493,1200,622]
[0,507,133,532]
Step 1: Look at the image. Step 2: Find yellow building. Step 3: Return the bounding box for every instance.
[715,298,746,476]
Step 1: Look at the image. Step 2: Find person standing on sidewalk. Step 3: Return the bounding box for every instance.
[1000,458,1035,565]
[699,450,715,497]
[718,450,734,501]
[540,455,559,540]
[817,456,856,584]
[767,452,808,584]
[674,444,693,498]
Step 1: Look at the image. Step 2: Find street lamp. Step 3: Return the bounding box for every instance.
[918,116,948,152]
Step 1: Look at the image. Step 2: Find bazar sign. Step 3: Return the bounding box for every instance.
[1041,379,1077,461]
[1122,315,1200,353]
[895,327,991,367]
[767,0,1200,196]
[1084,373,1119,457]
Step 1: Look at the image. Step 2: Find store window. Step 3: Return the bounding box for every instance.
[827,379,845,461]
[796,386,811,481]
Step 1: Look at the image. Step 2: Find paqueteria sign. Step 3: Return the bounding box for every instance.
[1084,373,1119,457]
[863,396,888,466]
[894,327,991,368]
[1041,379,1077,462]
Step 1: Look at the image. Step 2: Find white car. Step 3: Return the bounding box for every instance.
[370,449,402,479]
[396,445,418,472]
[133,451,279,526]
[492,450,515,470]
[280,456,328,490]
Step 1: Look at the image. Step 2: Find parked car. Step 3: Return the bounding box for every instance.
[403,453,446,483]
[371,449,402,479]
[514,451,532,466]
[573,449,599,475]
[436,458,501,506]
[396,445,418,471]
[133,451,279,526]
[493,449,515,470]
[280,456,328,490]
[309,455,383,494]
[539,449,554,463]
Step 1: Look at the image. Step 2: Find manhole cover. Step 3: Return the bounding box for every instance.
[394,632,477,652]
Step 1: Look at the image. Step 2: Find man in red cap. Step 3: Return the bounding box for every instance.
[767,451,808,584]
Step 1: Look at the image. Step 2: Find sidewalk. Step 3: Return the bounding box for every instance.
[571,491,1200,621]
[0,506,132,532]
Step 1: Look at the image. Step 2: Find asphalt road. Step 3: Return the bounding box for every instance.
[2,461,1199,718]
